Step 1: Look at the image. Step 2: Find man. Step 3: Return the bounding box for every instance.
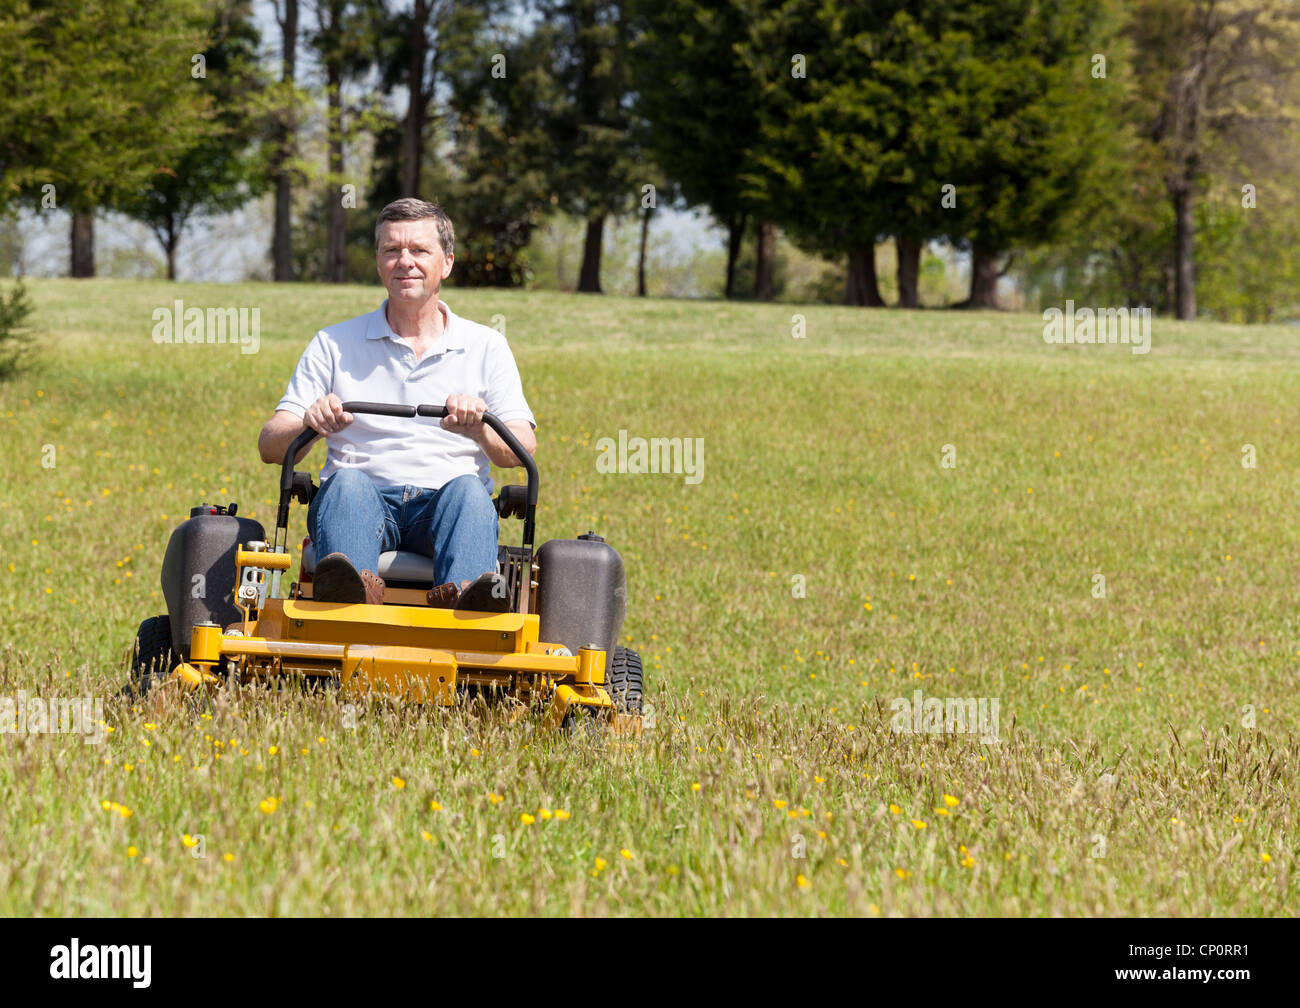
[257,197,538,610]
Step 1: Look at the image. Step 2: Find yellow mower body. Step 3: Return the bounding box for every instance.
[168,544,640,736]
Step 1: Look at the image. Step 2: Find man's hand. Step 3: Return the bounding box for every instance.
[442,392,537,467]
[441,393,487,438]
[257,395,353,464]
[304,393,354,435]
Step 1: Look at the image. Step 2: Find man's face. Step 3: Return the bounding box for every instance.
[376,219,453,306]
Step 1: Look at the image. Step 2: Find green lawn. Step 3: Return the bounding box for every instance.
[0,278,1295,915]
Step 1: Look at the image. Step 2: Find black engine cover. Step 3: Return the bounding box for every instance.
[160,509,265,659]
[536,534,627,657]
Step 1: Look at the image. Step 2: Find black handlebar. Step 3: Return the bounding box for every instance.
[276,400,538,551]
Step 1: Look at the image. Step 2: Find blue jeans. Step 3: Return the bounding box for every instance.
[307,469,499,587]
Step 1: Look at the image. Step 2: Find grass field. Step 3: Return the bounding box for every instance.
[1,277,1296,915]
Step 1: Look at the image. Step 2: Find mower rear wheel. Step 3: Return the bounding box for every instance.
[127,615,175,697]
[606,646,643,715]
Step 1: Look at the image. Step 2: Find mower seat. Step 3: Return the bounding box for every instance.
[300,540,436,584]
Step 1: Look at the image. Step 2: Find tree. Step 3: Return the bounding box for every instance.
[270,0,301,281]
[404,0,432,195]
[851,6,972,308]
[729,216,794,300]
[367,0,485,199]
[937,0,1123,309]
[0,0,214,276]
[1194,180,1300,322]
[114,1,269,280]
[0,279,34,380]
[1129,0,1300,319]
[1007,142,1172,312]
[634,173,676,297]
[628,0,773,299]
[742,0,895,306]
[308,0,385,283]
[437,16,563,287]
[1009,1,1300,321]
[540,0,639,293]
[362,1,552,286]
[743,0,1121,310]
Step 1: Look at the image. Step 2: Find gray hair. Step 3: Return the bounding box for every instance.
[375,197,455,257]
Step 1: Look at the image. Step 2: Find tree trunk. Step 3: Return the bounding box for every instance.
[1172,186,1196,320]
[165,219,178,281]
[724,213,746,299]
[578,215,604,293]
[70,210,94,277]
[326,66,346,283]
[272,0,298,282]
[844,245,883,307]
[967,246,1000,309]
[273,174,293,281]
[754,220,776,301]
[554,223,568,289]
[896,235,921,308]
[637,203,652,297]
[402,0,429,196]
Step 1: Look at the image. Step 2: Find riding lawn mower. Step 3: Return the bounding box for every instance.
[126,402,643,734]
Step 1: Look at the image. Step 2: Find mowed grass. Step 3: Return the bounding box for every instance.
[0,277,1297,915]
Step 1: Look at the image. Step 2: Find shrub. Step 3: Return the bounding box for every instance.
[0,279,34,379]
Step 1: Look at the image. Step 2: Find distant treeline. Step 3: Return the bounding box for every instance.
[1,1,1297,321]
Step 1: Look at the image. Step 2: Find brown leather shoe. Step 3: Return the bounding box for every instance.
[455,572,511,613]
[315,553,386,605]
[314,553,365,603]
[360,569,386,605]
[426,582,460,608]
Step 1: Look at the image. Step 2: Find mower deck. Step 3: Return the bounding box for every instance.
[175,595,629,730]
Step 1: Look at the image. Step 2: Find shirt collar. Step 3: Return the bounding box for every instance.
[368,298,465,353]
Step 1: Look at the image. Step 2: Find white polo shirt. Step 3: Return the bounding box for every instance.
[275,298,536,492]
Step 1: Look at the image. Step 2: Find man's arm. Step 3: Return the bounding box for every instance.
[258,395,355,464]
[480,419,538,469]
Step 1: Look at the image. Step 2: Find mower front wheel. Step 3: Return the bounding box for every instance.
[606,646,643,715]
[127,614,175,697]
[561,704,604,743]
